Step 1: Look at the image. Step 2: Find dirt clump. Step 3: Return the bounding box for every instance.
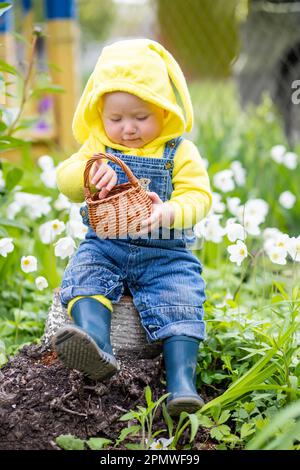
[0,344,214,450]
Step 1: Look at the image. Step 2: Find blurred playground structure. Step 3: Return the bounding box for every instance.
[1,0,300,158]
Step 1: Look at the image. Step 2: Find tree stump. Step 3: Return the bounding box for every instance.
[42,289,162,359]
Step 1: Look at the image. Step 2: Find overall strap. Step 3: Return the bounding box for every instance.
[163,136,184,160]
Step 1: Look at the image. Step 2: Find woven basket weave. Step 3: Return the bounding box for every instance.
[42,289,162,359]
[84,153,152,238]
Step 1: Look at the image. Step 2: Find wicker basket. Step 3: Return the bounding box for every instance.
[84,153,152,238]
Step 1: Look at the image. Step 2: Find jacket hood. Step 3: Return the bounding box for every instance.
[72,38,194,150]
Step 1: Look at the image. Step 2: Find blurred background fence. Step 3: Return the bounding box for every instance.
[1,0,300,151]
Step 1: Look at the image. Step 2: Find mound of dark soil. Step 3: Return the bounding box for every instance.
[0,344,214,450]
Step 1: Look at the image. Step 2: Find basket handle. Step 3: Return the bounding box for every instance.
[83,152,141,199]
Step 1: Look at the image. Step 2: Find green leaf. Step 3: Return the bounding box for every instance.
[0,218,29,232]
[30,84,64,97]
[218,409,231,424]
[196,414,214,428]
[0,3,12,17]
[11,32,30,46]
[226,299,238,308]
[5,167,23,191]
[271,294,284,304]
[55,434,85,450]
[0,60,20,77]
[188,413,200,442]
[86,437,112,450]
[0,136,26,151]
[247,401,300,450]
[115,425,140,445]
[292,286,299,301]
[210,425,231,441]
[0,226,8,237]
[0,121,7,133]
[162,403,174,437]
[240,422,256,439]
[211,404,221,422]
[145,385,153,408]
[272,281,288,300]
[119,411,136,421]
[125,443,143,450]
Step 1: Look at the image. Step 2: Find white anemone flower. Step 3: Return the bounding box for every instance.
[54,193,72,211]
[227,197,241,216]
[230,161,246,186]
[226,222,246,242]
[0,238,14,257]
[39,219,66,244]
[279,191,296,209]
[35,276,48,290]
[270,145,286,163]
[264,233,290,256]
[213,169,235,193]
[216,290,234,308]
[227,240,248,266]
[66,220,88,240]
[211,192,226,213]
[13,192,52,219]
[6,201,22,220]
[40,168,57,189]
[54,237,76,259]
[282,152,298,170]
[0,169,5,190]
[243,217,261,236]
[263,227,282,240]
[195,215,226,243]
[237,199,269,225]
[267,246,287,265]
[29,197,52,219]
[149,437,174,450]
[69,203,84,221]
[37,155,54,171]
[287,236,300,262]
[21,255,38,273]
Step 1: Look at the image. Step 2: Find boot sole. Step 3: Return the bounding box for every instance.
[52,325,119,381]
[167,396,204,416]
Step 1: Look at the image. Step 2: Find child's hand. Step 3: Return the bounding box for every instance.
[139,192,175,234]
[90,160,118,200]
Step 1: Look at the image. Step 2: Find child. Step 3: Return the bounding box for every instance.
[53,39,212,416]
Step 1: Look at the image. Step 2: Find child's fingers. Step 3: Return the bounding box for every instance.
[91,167,108,185]
[97,174,118,199]
[139,211,159,231]
[95,169,115,190]
[90,160,102,179]
[98,187,110,200]
[105,173,118,192]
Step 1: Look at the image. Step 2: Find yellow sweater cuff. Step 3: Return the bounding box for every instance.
[168,196,210,230]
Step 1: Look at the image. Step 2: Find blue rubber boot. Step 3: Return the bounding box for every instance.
[163,335,204,416]
[52,298,119,380]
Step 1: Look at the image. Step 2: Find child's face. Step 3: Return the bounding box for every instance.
[101,92,166,148]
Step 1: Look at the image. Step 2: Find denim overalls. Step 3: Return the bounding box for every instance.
[60,137,207,342]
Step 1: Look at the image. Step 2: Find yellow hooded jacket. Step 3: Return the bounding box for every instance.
[56,39,212,229]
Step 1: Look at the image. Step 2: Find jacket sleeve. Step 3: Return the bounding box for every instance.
[56,136,105,203]
[167,139,212,229]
